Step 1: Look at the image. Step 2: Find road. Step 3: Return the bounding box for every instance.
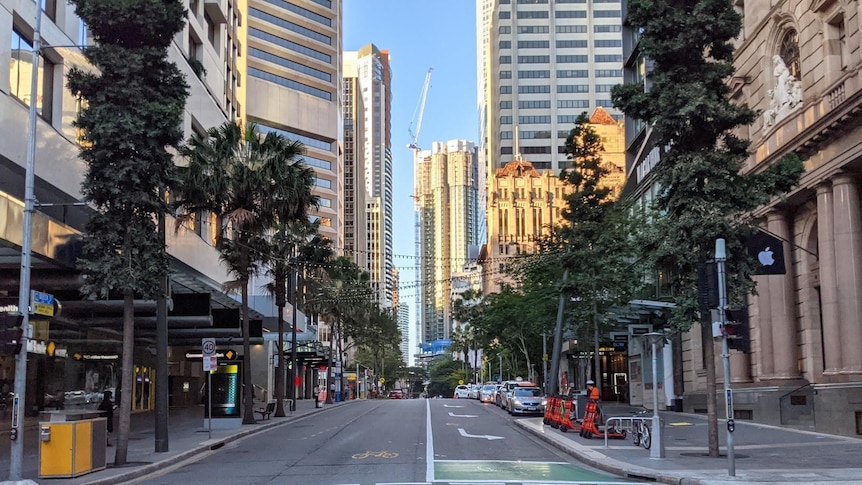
[131,398,641,485]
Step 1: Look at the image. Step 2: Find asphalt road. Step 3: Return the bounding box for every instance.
[131,398,641,485]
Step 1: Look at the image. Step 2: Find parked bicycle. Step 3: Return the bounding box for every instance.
[631,410,651,449]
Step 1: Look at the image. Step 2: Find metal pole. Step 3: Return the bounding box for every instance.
[498,354,502,383]
[649,336,665,459]
[716,238,735,476]
[207,371,212,440]
[155,190,169,453]
[290,248,298,412]
[10,3,43,479]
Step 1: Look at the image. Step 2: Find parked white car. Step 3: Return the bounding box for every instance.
[453,385,469,399]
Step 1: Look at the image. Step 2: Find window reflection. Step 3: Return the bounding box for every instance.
[10,29,53,121]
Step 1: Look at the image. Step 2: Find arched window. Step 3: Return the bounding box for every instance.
[779,30,800,79]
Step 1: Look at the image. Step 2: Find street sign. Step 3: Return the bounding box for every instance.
[201,338,216,357]
[202,338,216,372]
[30,290,54,317]
[725,389,734,422]
[746,230,786,275]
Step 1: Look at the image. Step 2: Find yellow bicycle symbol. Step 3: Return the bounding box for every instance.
[352,450,399,459]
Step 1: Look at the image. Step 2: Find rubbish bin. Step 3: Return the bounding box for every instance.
[39,417,107,478]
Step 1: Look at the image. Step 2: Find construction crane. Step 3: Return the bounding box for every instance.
[407,67,433,153]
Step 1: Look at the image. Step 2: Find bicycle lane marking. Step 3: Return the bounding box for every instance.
[426,398,434,482]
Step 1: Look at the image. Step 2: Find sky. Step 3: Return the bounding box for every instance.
[343,0,479,350]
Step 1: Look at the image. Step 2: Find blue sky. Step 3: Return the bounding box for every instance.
[343,1,478,305]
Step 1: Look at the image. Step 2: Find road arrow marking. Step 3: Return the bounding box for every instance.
[448,412,477,418]
[443,404,463,408]
[457,428,504,440]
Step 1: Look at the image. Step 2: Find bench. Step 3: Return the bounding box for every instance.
[254,401,276,420]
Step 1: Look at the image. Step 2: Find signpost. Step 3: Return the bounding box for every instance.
[31,290,54,317]
[201,338,216,439]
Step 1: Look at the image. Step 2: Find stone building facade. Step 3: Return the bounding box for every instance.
[681,0,862,436]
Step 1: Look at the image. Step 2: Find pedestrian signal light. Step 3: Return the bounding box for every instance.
[724,308,750,354]
[1,313,25,356]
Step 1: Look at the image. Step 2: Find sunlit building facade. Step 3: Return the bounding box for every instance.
[344,44,393,307]
[416,140,480,343]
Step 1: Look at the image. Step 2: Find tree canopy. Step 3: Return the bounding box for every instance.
[67,0,189,465]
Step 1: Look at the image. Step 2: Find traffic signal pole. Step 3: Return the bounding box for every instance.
[715,239,736,476]
[10,3,43,479]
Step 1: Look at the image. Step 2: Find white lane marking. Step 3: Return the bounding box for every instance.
[426,398,434,482]
[457,428,505,441]
[443,404,464,408]
[447,412,477,418]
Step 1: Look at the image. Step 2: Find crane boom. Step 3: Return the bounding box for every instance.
[408,67,433,152]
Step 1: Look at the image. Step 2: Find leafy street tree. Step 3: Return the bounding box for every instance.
[173,122,318,424]
[67,0,188,465]
[477,285,545,380]
[448,325,470,369]
[452,289,490,381]
[551,114,642,393]
[303,256,371,403]
[612,0,804,456]
[348,304,400,378]
[426,356,467,398]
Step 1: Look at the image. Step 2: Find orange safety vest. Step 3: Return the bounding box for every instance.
[588,386,600,401]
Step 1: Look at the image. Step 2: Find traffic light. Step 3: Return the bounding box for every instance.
[724,308,750,353]
[697,262,719,311]
[1,313,25,356]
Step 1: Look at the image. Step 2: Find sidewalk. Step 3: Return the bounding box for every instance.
[0,398,345,485]
[515,403,862,485]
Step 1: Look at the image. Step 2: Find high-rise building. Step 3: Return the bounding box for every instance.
[477,0,624,176]
[343,44,393,307]
[416,140,480,343]
[342,53,368,271]
[241,0,342,245]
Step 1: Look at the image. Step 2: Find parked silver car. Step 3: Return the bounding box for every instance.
[478,384,497,403]
[505,386,546,415]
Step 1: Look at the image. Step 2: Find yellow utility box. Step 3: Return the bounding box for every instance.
[39,417,107,478]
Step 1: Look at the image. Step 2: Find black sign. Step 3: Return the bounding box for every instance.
[746,230,786,275]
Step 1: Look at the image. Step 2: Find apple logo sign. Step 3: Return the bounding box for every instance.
[758,247,775,266]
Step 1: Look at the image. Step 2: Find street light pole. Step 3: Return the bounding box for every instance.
[289,245,298,412]
[10,2,43,480]
[644,332,665,459]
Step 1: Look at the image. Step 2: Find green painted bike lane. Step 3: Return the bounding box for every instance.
[434,460,619,482]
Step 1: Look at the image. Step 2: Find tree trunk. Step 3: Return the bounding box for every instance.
[115,289,135,465]
[704,321,719,456]
[241,246,254,424]
[275,299,286,417]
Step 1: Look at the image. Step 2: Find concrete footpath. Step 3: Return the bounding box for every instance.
[515,403,862,485]
[0,398,340,485]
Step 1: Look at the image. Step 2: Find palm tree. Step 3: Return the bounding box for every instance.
[173,122,316,424]
[264,219,328,416]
